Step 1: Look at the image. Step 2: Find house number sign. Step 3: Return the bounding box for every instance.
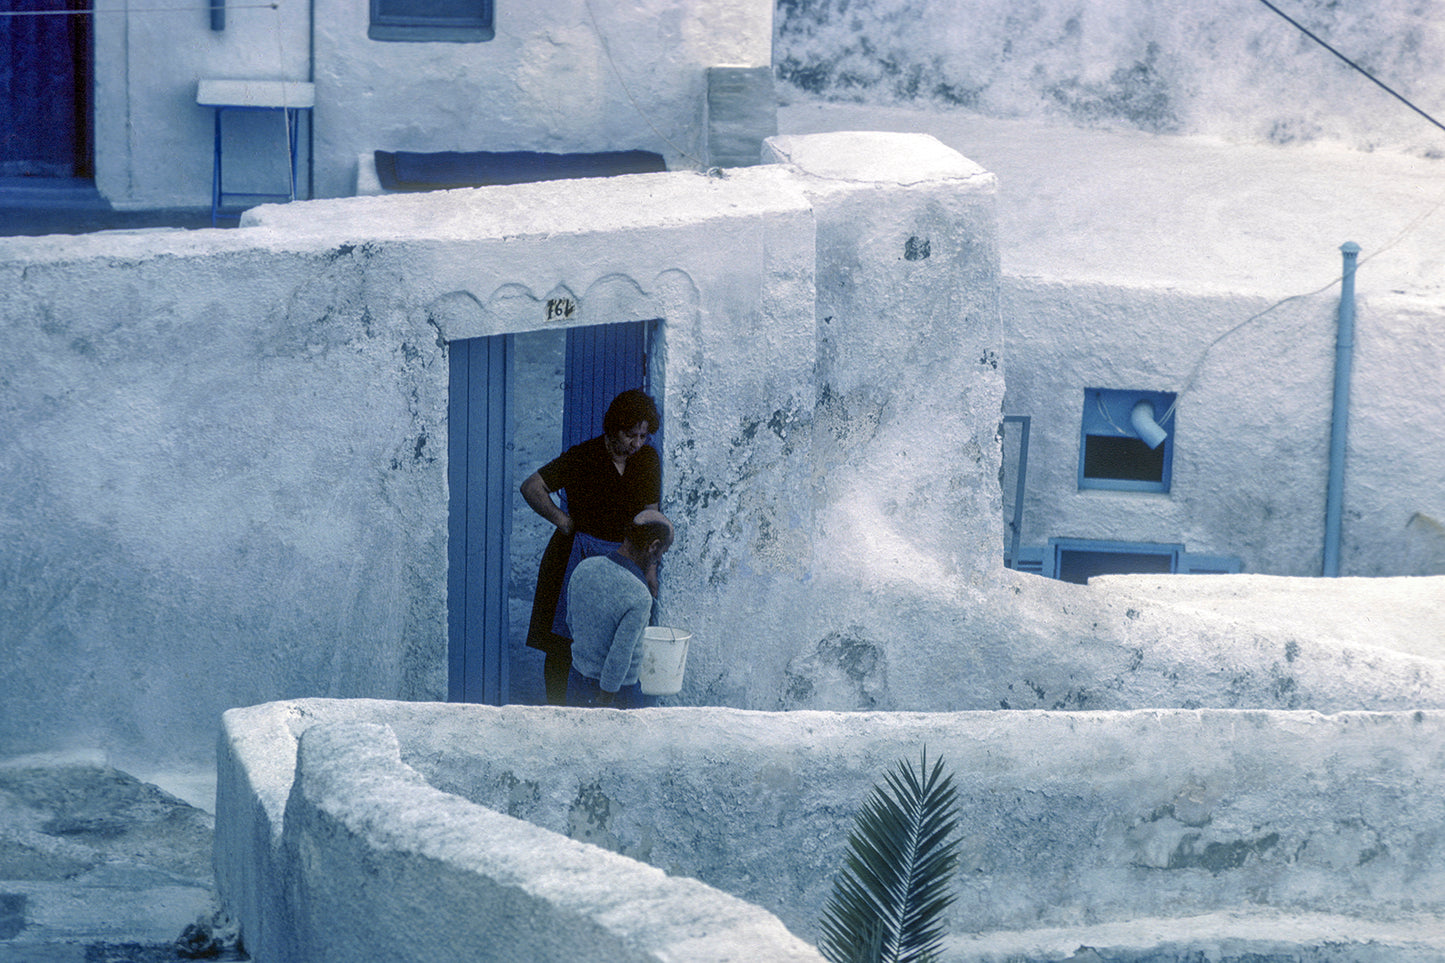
[546,298,577,322]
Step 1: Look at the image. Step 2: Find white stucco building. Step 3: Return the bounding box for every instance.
[4,3,1445,957]
[5,0,774,209]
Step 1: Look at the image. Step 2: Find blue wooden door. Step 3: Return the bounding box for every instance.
[0,0,92,178]
[562,320,657,450]
[447,334,512,705]
[448,321,656,706]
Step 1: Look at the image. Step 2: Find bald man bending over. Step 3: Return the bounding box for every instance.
[565,510,675,708]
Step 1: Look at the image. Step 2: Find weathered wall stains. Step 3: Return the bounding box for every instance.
[781,628,890,710]
[774,0,1445,155]
[220,701,1445,954]
[4,135,1443,769]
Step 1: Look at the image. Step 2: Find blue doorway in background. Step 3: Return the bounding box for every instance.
[1,0,92,178]
[562,319,658,452]
[448,319,657,706]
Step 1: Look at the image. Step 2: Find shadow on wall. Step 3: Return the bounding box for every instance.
[773,0,1445,153]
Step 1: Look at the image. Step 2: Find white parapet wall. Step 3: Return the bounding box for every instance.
[275,720,824,963]
[218,699,1445,962]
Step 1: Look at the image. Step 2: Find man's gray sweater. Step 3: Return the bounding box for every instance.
[566,553,659,693]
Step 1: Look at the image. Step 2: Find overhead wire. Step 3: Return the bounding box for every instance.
[579,0,707,169]
[1157,0,1445,423]
[1251,0,1445,135]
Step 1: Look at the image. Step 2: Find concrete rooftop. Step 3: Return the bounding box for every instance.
[2,104,1443,957]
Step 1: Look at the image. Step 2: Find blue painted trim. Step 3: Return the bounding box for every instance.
[1001,415,1031,569]
[1323,242,1360,577]
[446,345,468,703]
[369,0,494,41]
[447,334,513,705]
[1077,387,1176,493]
[1048,537,1184,580]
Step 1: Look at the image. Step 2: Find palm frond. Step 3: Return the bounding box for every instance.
[818,749,961,963]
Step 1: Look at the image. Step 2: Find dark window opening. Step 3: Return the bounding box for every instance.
[1056,547,1175,584]
[1082,434,1166,484]
[370,0,494,42]
[1078,387,1176,493]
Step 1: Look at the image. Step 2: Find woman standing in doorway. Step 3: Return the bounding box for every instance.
[521,388,661,705]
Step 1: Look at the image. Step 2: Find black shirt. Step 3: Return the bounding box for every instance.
[537,436,661,542]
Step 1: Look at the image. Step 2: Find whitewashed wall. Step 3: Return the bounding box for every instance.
[1001,278,1445,577]
[4,133,1442,773]
[775,0,1445,155]
[0,157,826,767]
[217,700,1445,961]
[89,0,772,209]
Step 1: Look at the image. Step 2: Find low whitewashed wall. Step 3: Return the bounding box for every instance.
[276,721,823,963]
[217,700,1445,960]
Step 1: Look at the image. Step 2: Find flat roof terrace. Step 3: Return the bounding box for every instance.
[779,101,1445,302]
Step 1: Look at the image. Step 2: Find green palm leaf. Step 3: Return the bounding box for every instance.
[818,750,961,963]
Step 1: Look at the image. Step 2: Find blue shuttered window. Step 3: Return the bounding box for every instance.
[370,0,494,42]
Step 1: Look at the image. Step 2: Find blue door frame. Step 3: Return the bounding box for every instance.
[447,320,656,705]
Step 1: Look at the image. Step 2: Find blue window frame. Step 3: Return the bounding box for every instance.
[1079,388,1176,493]
[1050,538,1181,584]
[1042,538,1242,583]
[370,0,494,42]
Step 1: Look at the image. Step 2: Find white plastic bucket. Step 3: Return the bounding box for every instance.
[637,626,691,695]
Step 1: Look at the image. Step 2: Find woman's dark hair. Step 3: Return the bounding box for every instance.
[603,388,660,436]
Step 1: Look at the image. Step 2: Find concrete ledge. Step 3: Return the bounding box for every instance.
[945,912,1445,962]
[218,701,1445,961]
[277,721,823,963]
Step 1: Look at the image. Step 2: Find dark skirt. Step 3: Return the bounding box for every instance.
[525,529,575,655]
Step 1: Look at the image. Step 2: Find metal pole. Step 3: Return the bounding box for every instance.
[1322,242,1360,576]
[1003,415,1030,569]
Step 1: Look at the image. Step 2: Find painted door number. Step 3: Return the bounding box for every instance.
[546,298,577,322]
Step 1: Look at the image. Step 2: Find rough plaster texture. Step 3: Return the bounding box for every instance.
[777,103,1445,580]
[1001,280,1445,577]
[217,699,1445,961]
[0,231,452,767]
[275,720,824,963]
[774,0,1445,156]
[87,0,772,209]
[4,133,1445,772]
[1094,573,1445,664]
[0,160,818,765]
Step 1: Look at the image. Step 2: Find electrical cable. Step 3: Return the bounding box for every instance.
[1155,4,1445,425]
[1252,0,1445,135]
[1159,180,1445,426]
[579,0,707,169]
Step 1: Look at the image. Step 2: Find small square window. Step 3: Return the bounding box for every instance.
[370,0,494,42]
[1078,388,1176,492]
